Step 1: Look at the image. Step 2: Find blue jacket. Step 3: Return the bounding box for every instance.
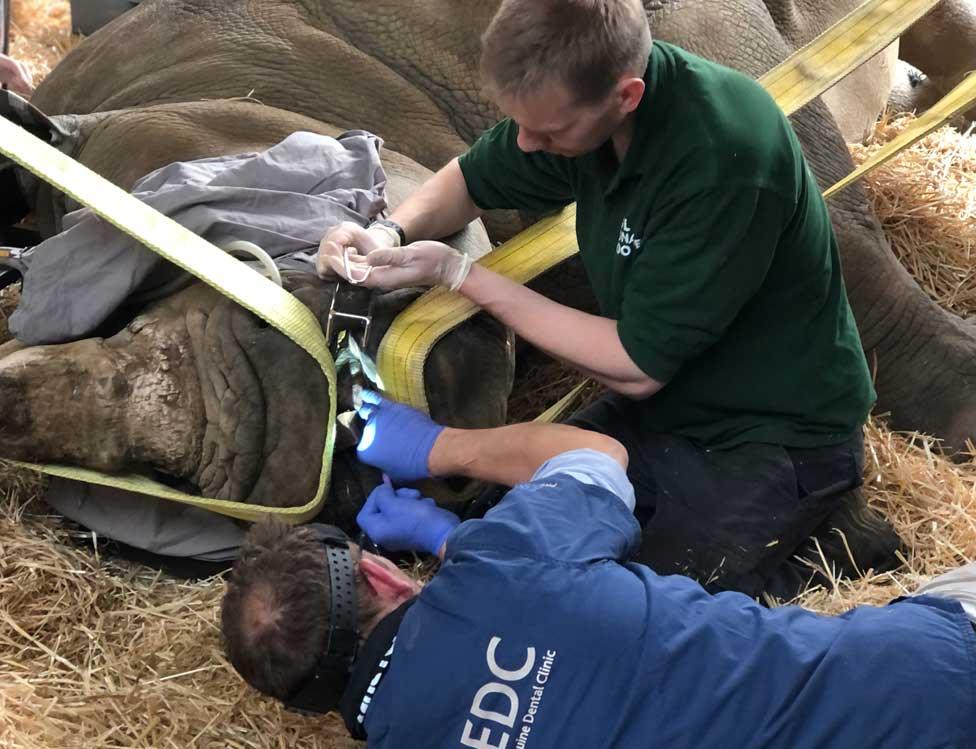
[364,469,976,748]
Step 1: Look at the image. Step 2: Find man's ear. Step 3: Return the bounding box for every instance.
[616,77,646,115]
[359,556,417,605]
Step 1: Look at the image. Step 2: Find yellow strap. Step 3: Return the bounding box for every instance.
[377,206,577,412]
[825,73,976,199]
[534,380,591,424]
[378,0,960,415]
[759,0,941,116]
[0,117,337,523]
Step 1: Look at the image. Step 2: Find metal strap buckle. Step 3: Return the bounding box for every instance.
[327,282,384,392]
[324,281,372,352]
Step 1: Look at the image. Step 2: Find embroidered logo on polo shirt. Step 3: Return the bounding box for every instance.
[615,217,641,257]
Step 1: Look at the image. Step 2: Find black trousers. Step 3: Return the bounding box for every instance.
[566,394,900,599]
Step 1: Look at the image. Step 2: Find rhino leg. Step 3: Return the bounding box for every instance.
[648,2,976,451]
[887,60,951,122]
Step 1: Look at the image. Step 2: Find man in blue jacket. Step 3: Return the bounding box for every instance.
[221,392,976,748]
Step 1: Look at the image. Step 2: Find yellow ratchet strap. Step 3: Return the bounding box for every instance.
[759,0,941,116]
[0,117,337,523]
[377,206,577,412]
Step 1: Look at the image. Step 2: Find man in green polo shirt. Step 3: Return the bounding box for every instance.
[315,0,901,598]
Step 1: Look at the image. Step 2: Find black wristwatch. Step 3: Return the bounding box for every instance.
[368,218,406,246]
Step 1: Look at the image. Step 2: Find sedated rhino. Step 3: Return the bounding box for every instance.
[2,0,976,525]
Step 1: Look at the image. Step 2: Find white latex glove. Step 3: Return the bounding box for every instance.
[0,54,34,98]
[357,241,473,291]
[316,221,401,282]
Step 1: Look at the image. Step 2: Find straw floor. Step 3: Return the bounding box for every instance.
[6,0,76,82]
[2,1,976,745]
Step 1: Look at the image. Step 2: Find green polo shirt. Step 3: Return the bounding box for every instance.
[458,41,874,449]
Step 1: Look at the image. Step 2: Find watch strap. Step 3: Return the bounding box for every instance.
[368,218,405,247]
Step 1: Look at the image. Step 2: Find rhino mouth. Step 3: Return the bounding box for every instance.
[178,280,332,507]
[184,300,265,501]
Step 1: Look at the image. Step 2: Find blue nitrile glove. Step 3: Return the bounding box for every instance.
[356,389,444,483]
[356,477,460,555]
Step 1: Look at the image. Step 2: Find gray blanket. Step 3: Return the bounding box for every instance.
[11,129,387,344]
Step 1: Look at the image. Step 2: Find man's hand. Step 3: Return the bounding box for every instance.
[0,54,34,98]
[358,241,474,291]
[356,390,445,483]
[356,477,460,555]
[316,221,399,282]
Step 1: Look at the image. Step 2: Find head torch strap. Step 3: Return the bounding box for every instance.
[283,526,359,716]
[325,543,359,660]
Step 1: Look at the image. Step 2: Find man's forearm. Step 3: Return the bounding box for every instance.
[389,159,482,242]
[459,264,664,398]
[429,422,627,486]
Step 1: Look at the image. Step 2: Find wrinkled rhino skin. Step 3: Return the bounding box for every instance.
[0,270,513,508]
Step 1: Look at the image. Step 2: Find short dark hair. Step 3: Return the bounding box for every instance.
[480,0,652,104]
[220,518,333,700]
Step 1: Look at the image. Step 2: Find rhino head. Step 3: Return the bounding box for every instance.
[0,269,514,510]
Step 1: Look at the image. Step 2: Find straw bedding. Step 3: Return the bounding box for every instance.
[0,478,359,747]
[2,2,975,745]
[6,0,76,81]
[851,115,976,318]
